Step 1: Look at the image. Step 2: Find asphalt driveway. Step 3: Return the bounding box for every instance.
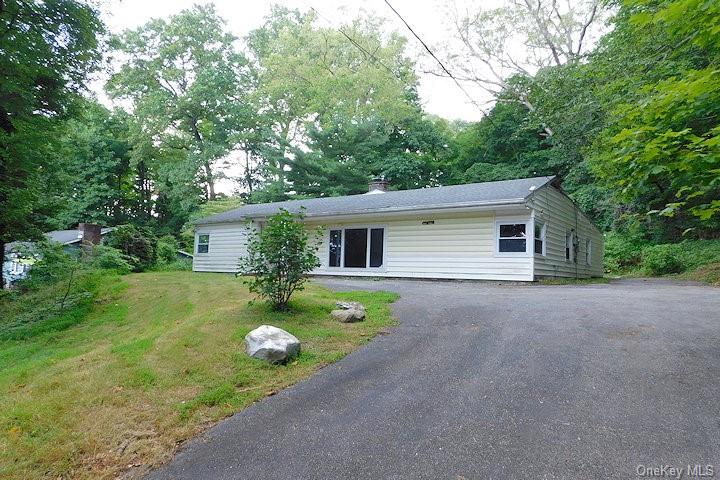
[148,278,720,479]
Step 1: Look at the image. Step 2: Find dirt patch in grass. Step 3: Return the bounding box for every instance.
[0,272,398,479]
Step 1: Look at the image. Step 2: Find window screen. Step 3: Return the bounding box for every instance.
[498,224,526,253]
[329,230,342,267]
[343,228,368,268]
[197,234,209,254]
[369,228,384,267]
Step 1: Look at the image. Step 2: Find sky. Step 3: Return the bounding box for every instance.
[95,0,492,122]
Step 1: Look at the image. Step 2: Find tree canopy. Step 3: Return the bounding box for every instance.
[0,0,104,287]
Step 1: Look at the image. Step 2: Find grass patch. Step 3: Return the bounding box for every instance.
[680,262,720,285]
[0,271,398,479]
[604,235,720,284]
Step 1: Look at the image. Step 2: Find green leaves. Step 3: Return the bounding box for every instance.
[107,4,254,201]
[585,0,720,237]
[239,210,321,311]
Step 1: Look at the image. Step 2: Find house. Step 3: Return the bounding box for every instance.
[3,224,112,288]
[192,176,604,281]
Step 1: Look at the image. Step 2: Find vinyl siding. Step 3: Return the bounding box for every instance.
[192,222,251,273]
[529,185,604,279]
[310,210,534,281]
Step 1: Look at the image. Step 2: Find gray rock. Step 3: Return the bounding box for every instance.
[335,301,366,312]
[331,307,366,323]
[245,325,300,364]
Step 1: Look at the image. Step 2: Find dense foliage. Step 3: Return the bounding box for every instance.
[239,210,320,311]
[0,0,103,287]
[0,242,125,340]
[106,225,158,272]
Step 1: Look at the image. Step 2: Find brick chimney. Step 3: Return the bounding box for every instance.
[367,177,389,194]
[78,223,102,247]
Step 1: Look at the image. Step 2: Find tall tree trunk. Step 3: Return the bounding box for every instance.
[204,159,216,200]
[190,118,216,200]
[244,151,253,193]
[136,160,152,220]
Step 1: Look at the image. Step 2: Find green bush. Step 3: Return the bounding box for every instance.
[603,231,645,273]
[239,209,320,311]
[151,258,192,272]
[157,235,180,264]
[106,225,158,272]
[673,240,720,270]
[642,244,686,275]
[89,245,132,274]
[2,243,126,340]
[20,241,78,290]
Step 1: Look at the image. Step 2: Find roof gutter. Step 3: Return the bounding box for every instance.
[194,198,528,225]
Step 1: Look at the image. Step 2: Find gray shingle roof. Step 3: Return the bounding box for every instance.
[5,228,114,254]
[195,176,555,225]
[45,228,114,245]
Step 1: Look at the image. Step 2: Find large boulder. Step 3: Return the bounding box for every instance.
[245,325,300,364]
[331,301,366,323]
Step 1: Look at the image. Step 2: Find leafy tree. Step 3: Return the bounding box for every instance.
[588,0,720,238]
[106,225,158,272]
[157,235,180,264]
[107,4,255,201]
[239,209,320,311]
[247,7,420,199]
[288,104,454,196]
[443,0,609,135]
[54,101,135,227]
[0,0,103,288]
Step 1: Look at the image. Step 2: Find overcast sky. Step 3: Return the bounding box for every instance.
[95,0,493,122]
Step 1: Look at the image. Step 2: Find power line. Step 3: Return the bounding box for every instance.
[382,0,491,119]
[309,6,400,80]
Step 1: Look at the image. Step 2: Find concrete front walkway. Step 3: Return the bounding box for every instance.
[148,278,720,479]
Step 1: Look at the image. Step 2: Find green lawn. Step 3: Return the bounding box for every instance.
[0,272,398,479]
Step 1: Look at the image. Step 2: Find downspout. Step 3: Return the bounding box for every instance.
[575,207,579,280]
[530,208,535,282]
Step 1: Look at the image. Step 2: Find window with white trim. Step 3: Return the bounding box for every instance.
[197,234,210,254]
[498,223,527,253]
[585,238,592,265]
[534,222,546,255]
[327,227,384,268]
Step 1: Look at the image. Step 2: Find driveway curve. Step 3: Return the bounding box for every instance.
[148,278,720,479]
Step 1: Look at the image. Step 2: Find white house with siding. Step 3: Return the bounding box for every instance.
[192,176,603,281]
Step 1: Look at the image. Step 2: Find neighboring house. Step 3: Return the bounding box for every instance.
[3,224,112,288]
[192,176,604,281]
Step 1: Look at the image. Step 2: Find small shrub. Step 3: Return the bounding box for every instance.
[20,241,77,290]
[151,258,192,272]
[106,225,158,272]
[642,244,685,275]
[157,235,180,264]
[89,245,132,274]
[238,209,320,311]
[603,231,644,273]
